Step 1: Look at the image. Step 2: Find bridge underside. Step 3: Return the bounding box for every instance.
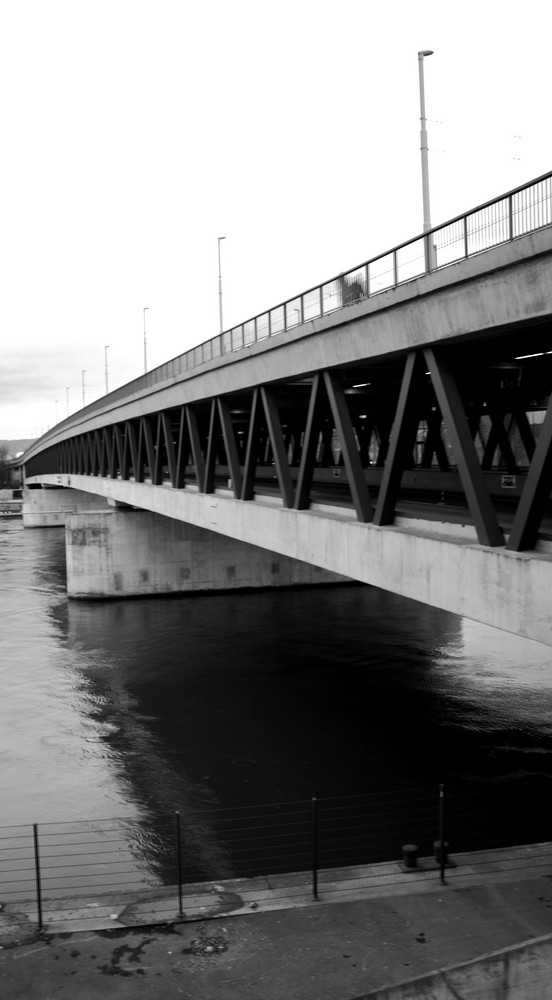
[25,471,552,646]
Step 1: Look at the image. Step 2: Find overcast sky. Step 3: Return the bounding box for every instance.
[1,0,550,440]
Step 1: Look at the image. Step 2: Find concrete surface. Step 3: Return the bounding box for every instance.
[65,507,347,597]
[362,933,552,999]
[2,851,552,998]
[22,485,110,528]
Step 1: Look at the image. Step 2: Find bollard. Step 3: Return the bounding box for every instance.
[402,843,419,869]
[433,840,449,866]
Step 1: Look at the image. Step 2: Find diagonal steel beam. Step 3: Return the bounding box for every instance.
[506,391,552,551]
[512,406,536,463]
[260,387,294,508]
[174,407,190,488]
[113,425,126,479]
[295,375,328,510]
[161,411,178,487]
[425,348,503,547]
[152,415,164,484]
[241,389,263,501]
[126,421,140,481]
[186,406,205,489]
[323,371,372,522]
[374,352,425,525]
[204,400,221,494]
[140,417,157,483]
[218,397,243,498]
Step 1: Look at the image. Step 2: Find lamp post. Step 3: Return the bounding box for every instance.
[418,49,434,234]
[218,236,225,334]
[81,370,86,407]
[143,307,149,373]
[104,345,109,394]
[66,387,70,417]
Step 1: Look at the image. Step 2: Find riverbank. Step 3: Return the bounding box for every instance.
[2,849,552,998]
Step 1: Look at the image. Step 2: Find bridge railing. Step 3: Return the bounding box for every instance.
[25,171,552,451]
[144,170,552,378]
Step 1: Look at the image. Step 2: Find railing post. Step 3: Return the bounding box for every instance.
[175,811,184,917]
[438,783,446,885]
[33,823,43,931]
[319,284,324,317]
[393,249,398,286]
[311,797,319,901]
[365,263,370,298]
[508,193,514,241]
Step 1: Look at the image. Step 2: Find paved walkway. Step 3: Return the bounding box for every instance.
[2,848,552,998]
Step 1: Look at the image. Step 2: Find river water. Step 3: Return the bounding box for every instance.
[2,518,552,878]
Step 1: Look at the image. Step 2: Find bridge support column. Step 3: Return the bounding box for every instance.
[22,485,111,528]
[65,508,348,599]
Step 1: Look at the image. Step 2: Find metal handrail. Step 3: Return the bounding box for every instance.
[22,170,552,459]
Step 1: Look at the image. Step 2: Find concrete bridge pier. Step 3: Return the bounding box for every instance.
[22,484,111,528]
[65,508,348,599]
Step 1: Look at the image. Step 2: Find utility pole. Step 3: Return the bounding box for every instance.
[418,49,434,271]
[143,307,149,373]
[218,236,225,333]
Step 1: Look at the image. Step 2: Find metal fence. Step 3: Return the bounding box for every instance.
[1,782,551,931]
[27,170,552,456]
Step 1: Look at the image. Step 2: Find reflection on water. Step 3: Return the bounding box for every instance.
[2,519,552,884]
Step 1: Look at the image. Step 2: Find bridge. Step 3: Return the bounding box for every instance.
[20,172,552,645]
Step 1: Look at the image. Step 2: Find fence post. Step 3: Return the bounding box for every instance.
[438,783,446,885]
[175,811,184,917]
[311,797,319,901]
[32,823,43,931]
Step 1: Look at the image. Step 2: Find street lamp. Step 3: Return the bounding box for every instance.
[104,345,109,394]
[81,370,86,407]
[218,236,226,334]
[143,307,149,373]
[66,387,71,417]
[418,49,434,234]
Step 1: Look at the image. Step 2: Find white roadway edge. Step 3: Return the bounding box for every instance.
[27,473,552,647]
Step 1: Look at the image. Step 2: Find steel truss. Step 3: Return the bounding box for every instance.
[25,342,552,553]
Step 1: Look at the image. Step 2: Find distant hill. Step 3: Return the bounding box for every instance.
[0,439,36,457]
